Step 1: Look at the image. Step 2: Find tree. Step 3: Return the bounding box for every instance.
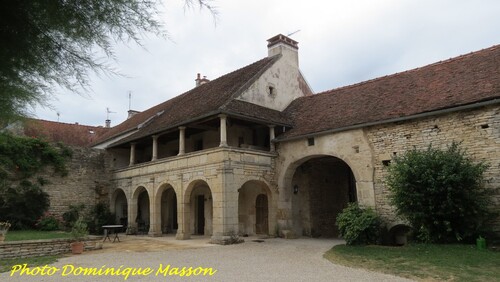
[0,0,216,125]
[386,142,494,243]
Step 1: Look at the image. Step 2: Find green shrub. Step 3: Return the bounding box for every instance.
[0,181,50,229]
[336,203,381,245]
[386,142,494,243]
[36,212,61,231]
[86,202,115,235]
[62,204,85,229]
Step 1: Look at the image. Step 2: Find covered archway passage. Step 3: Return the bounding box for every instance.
[159,185,178,234]
[111,189,128,227]
[134,187,150,234]
[238,180,271,236]
[187,181,213,236]
[291,156,356,238]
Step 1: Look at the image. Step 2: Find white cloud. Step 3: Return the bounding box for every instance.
[34,0,500,126]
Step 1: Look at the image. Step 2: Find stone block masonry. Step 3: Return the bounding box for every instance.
[36,147,113,217]
[0,237,102,259]
[366,105,500,233]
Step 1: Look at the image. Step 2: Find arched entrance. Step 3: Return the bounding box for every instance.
[160,187,178,234]
[238,180,272,236]
[111,189,128,227]
[187,180,213,236]
[291,156,356,237]
[135,187,150,234]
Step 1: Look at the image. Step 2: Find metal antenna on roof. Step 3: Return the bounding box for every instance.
[128,91,132,111]
[56,112,60,122]
[287,30,301,37]
[106,107,116,120]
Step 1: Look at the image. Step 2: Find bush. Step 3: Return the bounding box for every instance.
[386,142,494,243]
[336,203,381,245]
[0,181,50,229]
[62,204,85,230]
[86,202,115,235]
[36,212,62,231]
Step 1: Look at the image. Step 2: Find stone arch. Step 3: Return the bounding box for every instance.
[111,188,128,226]
[154,183,178,234]
[283,154,357,238]
[184,180,213,236]
[238,180,274,236]
[132,186,150,234]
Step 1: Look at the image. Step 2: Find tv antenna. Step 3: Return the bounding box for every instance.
[287,30,301,37]
[56,112,60,122]
[106,107,116,120]
[128,91,132,111]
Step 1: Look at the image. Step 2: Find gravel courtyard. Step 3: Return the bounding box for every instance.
[2,236,412,281]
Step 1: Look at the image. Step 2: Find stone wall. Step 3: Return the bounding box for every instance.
[0,237,102,259]
[36,147,112,217]
[365,105,500,233]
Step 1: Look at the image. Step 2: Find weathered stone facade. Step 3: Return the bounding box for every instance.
[37,147,112,217]
[365,105,500,232]
[0,237,102,259]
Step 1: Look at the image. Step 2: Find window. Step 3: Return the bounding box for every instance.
[267,83,277,97]
[307,137,315,146]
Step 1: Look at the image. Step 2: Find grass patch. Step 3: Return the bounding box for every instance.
[5,230,71,241]
[324,244,500,281]
[0,255,61,273]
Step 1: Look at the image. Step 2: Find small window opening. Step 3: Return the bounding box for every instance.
[481,124,489,129]
[307,137,315,146]
[382,160,391,166]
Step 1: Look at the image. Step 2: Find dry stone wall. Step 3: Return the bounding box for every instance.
[36,147,112,217]
[0,237,102,259]
[365,105,500,233]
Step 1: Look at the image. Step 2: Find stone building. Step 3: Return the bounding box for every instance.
[90,34,500,243]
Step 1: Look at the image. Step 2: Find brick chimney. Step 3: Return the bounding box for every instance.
[195,73,210,87]
[267,34,299,67]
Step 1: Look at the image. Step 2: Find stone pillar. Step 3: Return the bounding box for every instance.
[127,200,138,234]
[178,126,186,156]
[269,125,275,152]
[149,190,161,236]
[219,114,228,147]
[129,142,137,166]
[151,135,159,161]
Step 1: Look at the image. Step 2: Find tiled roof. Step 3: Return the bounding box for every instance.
[281,44,500,140]
[23,119,109,147]
[95,55,281,147]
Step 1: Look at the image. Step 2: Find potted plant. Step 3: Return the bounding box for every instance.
[0,221,11,243]
[70,217,88,254]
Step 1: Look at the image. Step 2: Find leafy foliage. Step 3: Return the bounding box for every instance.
[0,0,216,124]
[70,216,88,241]
[0,133,71,229]
[336,203,381,245]
[36,212,62,231]
[86,202,115,235]
[386,142,494,243]
[0,181,50,229]
[62,204,85,230]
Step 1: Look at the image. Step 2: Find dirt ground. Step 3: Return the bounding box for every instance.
[89,233,214,253]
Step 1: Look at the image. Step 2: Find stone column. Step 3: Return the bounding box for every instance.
[128,200,138,233]
[269,125,276,152]
[219,114,228,147]
[176,178,190,240]
[129,142,137,166]
[178,126,186,156]
[151,135,159,161]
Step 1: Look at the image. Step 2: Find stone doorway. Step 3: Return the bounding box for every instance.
[160,187,178,234]
[291,156,356,237]
[187,181,212,236]
[255,194,269,234]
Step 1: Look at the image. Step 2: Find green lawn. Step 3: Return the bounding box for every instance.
[0,255,61,273]
[5,230,71,241]
[324,244,500,282]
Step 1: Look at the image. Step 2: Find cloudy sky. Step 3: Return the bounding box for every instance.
[34,0,500,127]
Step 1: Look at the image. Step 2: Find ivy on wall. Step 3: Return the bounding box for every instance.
[0,133,72,229]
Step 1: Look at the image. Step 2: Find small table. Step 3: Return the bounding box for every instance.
[102,225,123,242]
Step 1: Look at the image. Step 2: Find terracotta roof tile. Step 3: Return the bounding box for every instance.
[98,55,280,147]
[23,119,109,147]
[281,44,500,139]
